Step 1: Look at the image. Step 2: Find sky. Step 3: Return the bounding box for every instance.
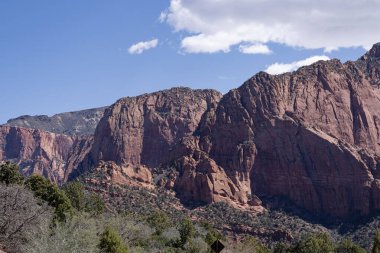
[1,0,378,124]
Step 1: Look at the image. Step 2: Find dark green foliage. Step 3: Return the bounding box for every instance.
[273,243,293,253]
[177,218,195,248]
[98,226,128,253]
[293,233,335,253]
[373,232,380,253]
[63,181,86,211]
[274,236,366,253]
[336,239,366,253]
[25,174,73,221]
[146,210,171,235]
[85,192,106,215]
[63,181,105,215]
[0,161,23,185]
[203,222,223,246]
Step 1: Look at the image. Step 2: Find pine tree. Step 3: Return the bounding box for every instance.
[25,174,73,221]
[98,226,128,253]
[0,161,23,185]
[178,218,195,248]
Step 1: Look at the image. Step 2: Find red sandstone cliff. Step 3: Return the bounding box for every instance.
[87,87,222,168]
[2,44,380,220]
[169,43,380,218]
[0,126,88,183]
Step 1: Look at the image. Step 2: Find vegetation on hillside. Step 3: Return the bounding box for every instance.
[1,162,380,253]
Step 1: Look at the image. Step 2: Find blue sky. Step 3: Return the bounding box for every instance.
[1,0,376,124]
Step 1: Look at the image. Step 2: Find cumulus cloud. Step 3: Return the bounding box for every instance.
[265,55,330,75]
[161,0,380,54]
[128,39,159,54]
[239,44,272,54]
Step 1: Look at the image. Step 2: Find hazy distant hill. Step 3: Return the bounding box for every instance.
[5,107,107,136]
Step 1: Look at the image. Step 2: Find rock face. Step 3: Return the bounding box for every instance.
[86,87,222,169]
[171,44,380,219]
[5,107,107,136]
[0,126,88,183]
[0,88,223,188]
[2,44,380,220]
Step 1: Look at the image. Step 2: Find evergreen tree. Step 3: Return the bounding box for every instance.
[336,239,366,253]
[25,174,73,221]
[85,192,105,215]
[0,161,23,185]
[293,233,335,253]
[178,218,195,248]
[63,181,105,215]
[98,226,128,253]
[146,210,171,235]
[63,181,86,211]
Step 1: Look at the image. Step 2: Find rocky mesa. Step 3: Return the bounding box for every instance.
[1,43,380,220]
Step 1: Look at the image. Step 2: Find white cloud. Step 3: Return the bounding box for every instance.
[239,44,272,54]
[265,55,330,75]
[161,0,380,54]
[128,39,159,54]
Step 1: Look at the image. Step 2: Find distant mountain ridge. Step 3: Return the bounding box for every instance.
[5,107,107,136]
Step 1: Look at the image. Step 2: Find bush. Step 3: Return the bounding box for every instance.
[25,174,73,221]
[63,181,105,215]
[0,184,53,253]
[234,237,270,253]
[373,231,380,253]
[146,211,171,235]
[98,226,128,253]
[273,243,292,253]
[0,161,23,185]
[293,233,335,253]
[203,222,223,246]
[177,218,195,248]
[63,181,86,211]
[26,213,99,253]
[336,239,366,253]
[85,192,105,215]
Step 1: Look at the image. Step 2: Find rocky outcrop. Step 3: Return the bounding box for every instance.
[170,44,380,219]
[5,107,107,136]
[0,88,224,187]
[86,87,222,169]
[84,161,154,190]
[0,126,90,183]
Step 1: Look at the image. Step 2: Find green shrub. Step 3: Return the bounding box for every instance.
[25,174,73,221]
[177,218,195,248]
[63,181,86,211]
[335,239,366,253]
[63,181,105,215]
[0,161,23,185]
[85,192,105,215]
[98,226,128,253]
[273,243,292,253]
[293,233,335,253]
[146,211,171,235]
[373,231,380,253]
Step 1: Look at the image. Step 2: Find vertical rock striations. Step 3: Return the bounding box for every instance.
[0,126,85,183]
[2,44,380,220]
[177,43,380,218]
